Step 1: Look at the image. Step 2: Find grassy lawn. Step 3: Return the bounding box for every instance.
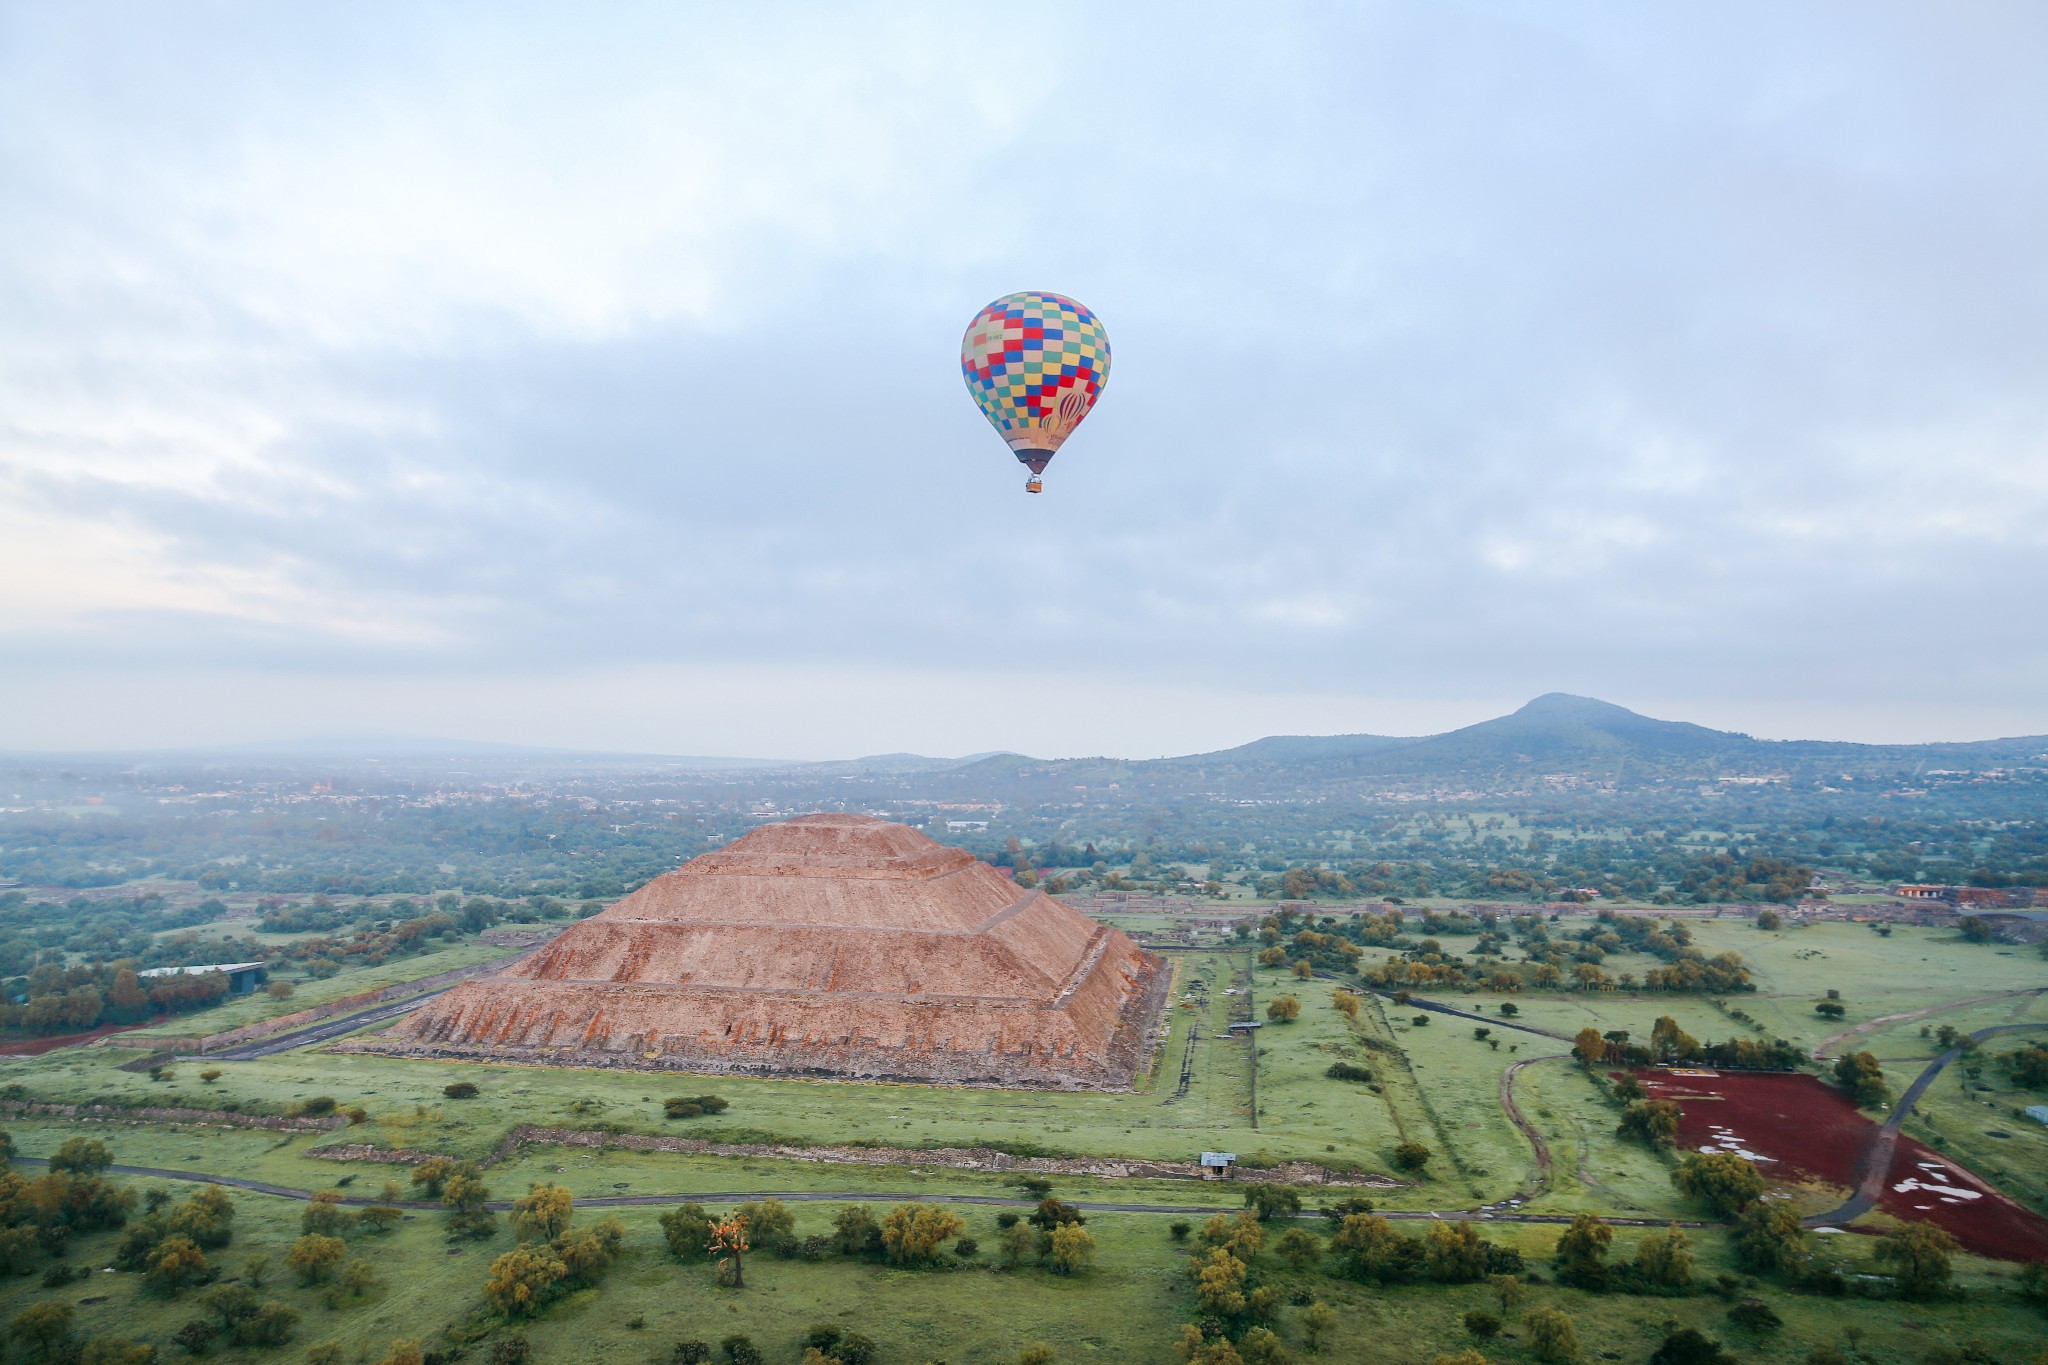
[0,953,1416,1185]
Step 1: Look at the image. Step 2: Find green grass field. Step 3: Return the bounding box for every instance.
[2,919,2046,1362]
[1,1140,2041,1365]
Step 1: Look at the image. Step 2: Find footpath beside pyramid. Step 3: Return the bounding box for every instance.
[365,814,1169,1090]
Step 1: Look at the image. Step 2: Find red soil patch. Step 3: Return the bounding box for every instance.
[0,1021,156,1056]
[1637,1069,2048,1263]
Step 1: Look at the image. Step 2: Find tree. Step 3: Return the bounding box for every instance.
[1733,1200,1807,1274]
[661,1203,715,1261]
[1634,1224,1694,1290]
[1330,1213,1407,1283]
[1831,1052,1890,1107]
[9,1301,75,1360]
[1421,1221,1489,1283]
[880,1204,965,1267]
[1756,910,1782,931]
[483,1244,567,1318]
[999,1221,1038,1268]
[376,1342,424,1365]
[1671,1151,1765,1215]
[1188,1248,1247,1316]
[1649,1327,1735,1365]
[1018,1347,1055,1365]
[511,1183,575,1243]
[1616,1100,1682,1149]
[230,1301,299,1348]
[172,1320,218,1356]
[1266,995,1300,1023]
[301,1191,350,1237]
[733,1198,795,1256]
[1874,1221,1957,1298]
[1814,1000,1845,1020]
[1237,1326,1287,1365]
[1199,1211,1263,1259]
[1430,1355,1488,1365]
[1392,1141,1431,1173]
[1553,1213,1612,1289]
[285,1234,346,1285]
[1029,1197,1086,1231]
[1463,1309,1501,1338]
[201,1283,259,1331]
[48,1138,113,1176]
[1274,1228,1322,1269]
[340,1256,378,1300]
[357,1204,402,1236]
[410,1157,458,1199]
[1573,1027,1607,1067]
[831,1205,880,1257]
[1243,1184,1301,1221]
[444,1171,497,1240]
[144,1235,209,1294]
[172,1185,235,1249]
[1525,1306,1579,1363]
[709,1213,749,1287]
[1488,1272,1526,1315]
[1048,1224,1094,1275]
[1301,1301,1335,1354]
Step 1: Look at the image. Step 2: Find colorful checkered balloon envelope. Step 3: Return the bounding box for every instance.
[960,291,1110,492]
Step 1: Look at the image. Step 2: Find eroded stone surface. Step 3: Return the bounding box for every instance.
[366,815,1168,1090]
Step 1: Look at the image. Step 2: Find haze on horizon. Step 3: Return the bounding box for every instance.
[3,2,2045,762]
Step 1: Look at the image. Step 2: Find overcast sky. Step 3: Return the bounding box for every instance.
[3,2,2044,759]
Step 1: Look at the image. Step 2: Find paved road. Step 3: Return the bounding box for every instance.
[194,989,452,1061]
[1356,986,1575,1044]
[16,1157,1705,1227]
[1808,1020,2047,1227]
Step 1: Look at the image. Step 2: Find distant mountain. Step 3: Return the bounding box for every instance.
[931,694,2048,797]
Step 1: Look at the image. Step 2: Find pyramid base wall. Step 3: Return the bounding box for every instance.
[348,953,1173,1093]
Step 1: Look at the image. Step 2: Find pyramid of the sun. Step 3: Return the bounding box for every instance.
[379,814,1169,1089]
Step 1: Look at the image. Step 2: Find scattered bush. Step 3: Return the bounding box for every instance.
[663,1094,730,1119]
[443,1082,479,1099]
[1325,1062,1374,1083]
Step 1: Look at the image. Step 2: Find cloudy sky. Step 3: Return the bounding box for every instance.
[3,2,2044,758]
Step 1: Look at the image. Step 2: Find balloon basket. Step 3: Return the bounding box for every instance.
[1024,477,1043,494]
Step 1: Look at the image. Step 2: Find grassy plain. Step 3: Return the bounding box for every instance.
[2,920,2046,1361]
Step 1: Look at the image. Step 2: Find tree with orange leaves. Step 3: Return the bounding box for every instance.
[709,1213,749,1288]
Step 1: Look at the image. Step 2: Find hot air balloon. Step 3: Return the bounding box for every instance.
[960,291,1110,493]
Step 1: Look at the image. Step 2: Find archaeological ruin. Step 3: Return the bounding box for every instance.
[366,814,1169,1089]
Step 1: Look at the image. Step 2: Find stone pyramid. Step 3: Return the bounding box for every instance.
[377,814,1168,1089]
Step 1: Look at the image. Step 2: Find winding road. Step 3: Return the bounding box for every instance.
[1809,1019,2048,1227]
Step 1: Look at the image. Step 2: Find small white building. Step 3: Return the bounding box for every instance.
[1200,1152,1237,1180]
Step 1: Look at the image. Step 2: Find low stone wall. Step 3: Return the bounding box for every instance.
[0,1098,345,1133]
[306,1122,1396,1188]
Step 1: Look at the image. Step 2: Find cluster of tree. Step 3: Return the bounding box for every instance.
[0,959,233,1036]
[1831,1051,1891,1108]
[483,1183,626,1317]
[1997,1042,2048,1090]
[1551,1213,1698,1294]
[1328,1213,1523,1285]
[411,1157,497,1239]
[1576,1017,1803,1072]
[0,1136,135,1275]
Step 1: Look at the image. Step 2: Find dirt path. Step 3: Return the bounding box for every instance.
[1811,988,2045,1060]
[15,1156,1707,1227]
[1498,1056,1557,1198]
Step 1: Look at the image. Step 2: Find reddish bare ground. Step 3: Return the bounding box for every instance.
[0,1021,156,1056]
[1637,1069,2048,1263]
